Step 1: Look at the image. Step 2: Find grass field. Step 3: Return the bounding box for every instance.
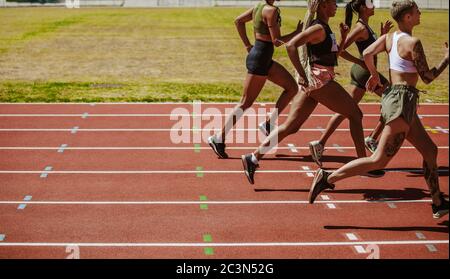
[0,7,448,102]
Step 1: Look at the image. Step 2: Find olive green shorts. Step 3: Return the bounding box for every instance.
[350,63,389,90]
[381,85,419,125]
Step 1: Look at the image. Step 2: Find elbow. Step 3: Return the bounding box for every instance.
[422,78,432,85]
[362,49,371,59]
[285,41,295,52]
[234,18,243,26]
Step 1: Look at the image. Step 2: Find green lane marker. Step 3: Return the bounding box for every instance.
[203,234,212,243]
[196,166,204,178]
[194,144,201,153]
[204,247,214,256]
[199,195,208,210]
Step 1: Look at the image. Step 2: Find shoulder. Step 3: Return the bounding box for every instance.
[353,22,368,37]
[306,23,325,34]
[407,36,422,52]
[262,5,279,16]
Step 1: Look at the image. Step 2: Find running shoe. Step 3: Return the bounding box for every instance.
[309,140,324,167]
[364,136,378,154]
[258,121,273,137]
[208,136,228,159]
[308,169,335,204]
[432,193,449,219]
[241,154,259,184]
[363,169,386,178]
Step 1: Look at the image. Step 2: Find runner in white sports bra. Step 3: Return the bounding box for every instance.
[389,31,417,73]
[309,0,449,219]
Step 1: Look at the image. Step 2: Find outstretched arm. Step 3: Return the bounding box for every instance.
[234,8,254,52]
[412,40,449,84]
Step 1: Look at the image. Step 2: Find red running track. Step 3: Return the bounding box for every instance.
[0,103,448,259]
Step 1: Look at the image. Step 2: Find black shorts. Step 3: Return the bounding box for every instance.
[246,39,274,76]
[350,63,389,90]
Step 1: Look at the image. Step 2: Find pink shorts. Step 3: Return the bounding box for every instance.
[300,64,335,96]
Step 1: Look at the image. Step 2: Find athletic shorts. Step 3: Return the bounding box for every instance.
[300,64,335,95]
[381,84,419,125]
[246,39,274,76]
[350,63,389,90]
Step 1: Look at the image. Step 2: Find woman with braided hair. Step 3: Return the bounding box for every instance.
[308,0,393,166]
[241,0,381,184]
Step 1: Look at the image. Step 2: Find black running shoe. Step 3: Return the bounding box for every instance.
[363,169,386,178]
[432,194,449,219]
[208,136,228,159]
[241,154,259,184]
[309,169,335,204]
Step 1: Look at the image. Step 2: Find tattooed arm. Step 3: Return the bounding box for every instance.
[412,39,449,84]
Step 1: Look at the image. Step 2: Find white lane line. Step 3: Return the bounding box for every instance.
[0,113,447,117]
[0,199,434,205]
[0,128,447,132]
[0,170,310,174]
[0,146,447,150]
[0,240,447,247]
[0,169,446,175]
[435,126,449,134]
[0,102,447,105]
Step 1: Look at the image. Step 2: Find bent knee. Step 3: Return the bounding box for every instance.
[368,152,391,169]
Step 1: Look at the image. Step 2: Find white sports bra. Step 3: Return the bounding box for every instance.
[389,32,417,73]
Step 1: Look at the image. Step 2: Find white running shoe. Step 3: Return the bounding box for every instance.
[365,136,378,154]
[309,140,324,167]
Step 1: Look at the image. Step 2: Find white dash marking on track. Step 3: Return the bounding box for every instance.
[354,245,367,254]
[426,244,437,252]
[320,195,330,201]
[345,233,358,241]
[415,232,426,240]
[302,166,314,177]
[287,144,298,153]
[82,113,89,119]
[332,143,344,153]
[326,203,336,209]
[58,144,68,153]
[71,126,79,134]
[40,166,52,178]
